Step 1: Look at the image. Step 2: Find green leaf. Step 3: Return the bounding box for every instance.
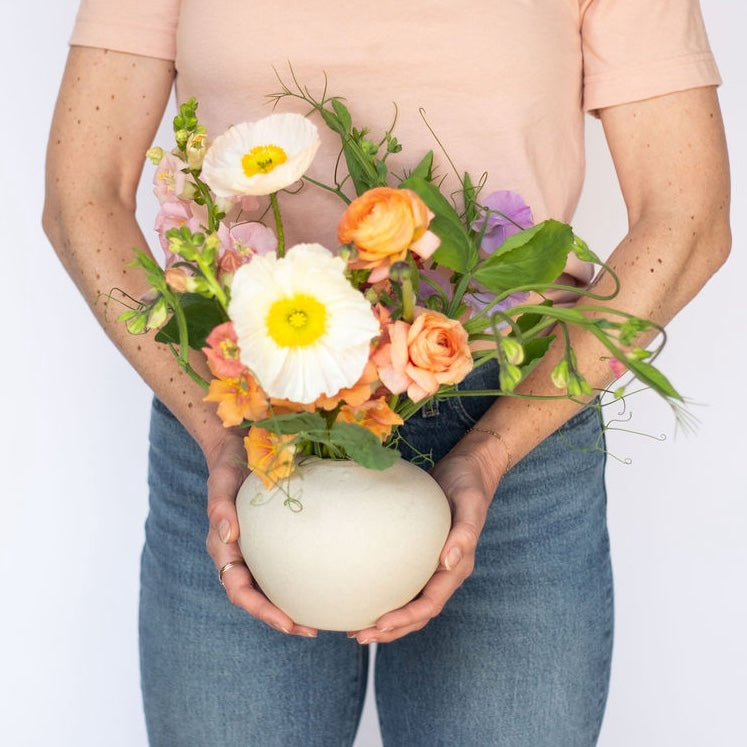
[624,359,682,401]
[328,422,400,470]
[399,176,478,272]
[254,412,328,434]
[514,301,554,334]
[330,99,353,133]
[521,335,555,367]
[472,220,574,293]
[319,107,347,137]
[154,293,226,350]
[409,151,434,181]
[462,171,478,225]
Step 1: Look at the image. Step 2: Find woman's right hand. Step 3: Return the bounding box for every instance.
[203,429,319,637]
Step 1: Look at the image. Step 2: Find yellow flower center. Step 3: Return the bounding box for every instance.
[219,339,240,361]
[266,294,327,347]
[241,144,288,177]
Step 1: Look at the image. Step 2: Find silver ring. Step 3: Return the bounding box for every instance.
[218,559,246,586]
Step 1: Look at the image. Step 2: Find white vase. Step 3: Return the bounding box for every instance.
[235,457,451,631]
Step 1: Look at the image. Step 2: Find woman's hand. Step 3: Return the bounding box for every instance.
[203,430,319,637]
[350,430,508,644]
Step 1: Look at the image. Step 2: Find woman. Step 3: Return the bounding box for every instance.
[43,1,730,744]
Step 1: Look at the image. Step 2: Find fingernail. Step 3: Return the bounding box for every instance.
[445,547,463,571]
[273,623,291,635]
[218,519,231,543]
[376,624,392,633]
[303,631,318,639]
[358,636,374,645]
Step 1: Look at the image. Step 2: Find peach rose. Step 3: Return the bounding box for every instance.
[375,308,473,402]
[338,187,440,282]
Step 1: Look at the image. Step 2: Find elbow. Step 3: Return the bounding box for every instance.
[697,207,732,281]
[41,200,58,246]
[711,221,732,274]
[42,176,68,257]
[41,196,65,261]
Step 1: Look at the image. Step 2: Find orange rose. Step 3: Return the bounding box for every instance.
[375,309,473,402]
[338,187,440,282]
[244,426,296,488]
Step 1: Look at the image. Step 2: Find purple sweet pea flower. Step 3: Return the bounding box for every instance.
[471,190,533,253]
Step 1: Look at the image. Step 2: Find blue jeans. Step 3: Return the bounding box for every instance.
[140,361,613,746]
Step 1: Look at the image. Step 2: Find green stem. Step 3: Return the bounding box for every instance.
[303,175,351,205]
[447,272,473,318]
[193,177,219,233]
[195,255,229,313]
[271,192,285,257]
[401,276,415,323]
[164,290,209,390]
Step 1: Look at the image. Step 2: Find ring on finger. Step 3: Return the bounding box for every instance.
[218,559,246,586]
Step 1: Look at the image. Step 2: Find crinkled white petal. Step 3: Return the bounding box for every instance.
[228,243,380,403]
[201,113,321,197]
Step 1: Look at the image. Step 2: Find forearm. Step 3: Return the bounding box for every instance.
[42,47,230,460]
[461,87,731,485]
[43,196,230,459]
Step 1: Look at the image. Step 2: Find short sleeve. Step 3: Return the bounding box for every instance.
[69,0,181,61]
[580,0,721,113]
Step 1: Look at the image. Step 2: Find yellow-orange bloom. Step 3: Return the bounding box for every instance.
[204,371,270,427]
[337,397,404,442]
[338,188,439,282]
[313,359,379,410]
[244,426,297,488]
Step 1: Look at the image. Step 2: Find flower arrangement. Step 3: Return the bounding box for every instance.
[120,77,681,489]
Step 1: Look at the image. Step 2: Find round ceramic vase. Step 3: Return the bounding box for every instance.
[235,457,452,631]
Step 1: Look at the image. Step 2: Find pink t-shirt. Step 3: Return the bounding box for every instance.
[70,0,721,295]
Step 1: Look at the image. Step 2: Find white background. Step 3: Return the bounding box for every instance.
[0,2,744,745]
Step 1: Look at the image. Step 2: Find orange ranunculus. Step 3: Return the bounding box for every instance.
[338,187,440,282]
[244,426,296,488]
[375,308,473,402]
[337,397,404,441]
[204,371,270,426]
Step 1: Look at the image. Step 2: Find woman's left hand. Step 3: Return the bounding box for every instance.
[349,432,507,644]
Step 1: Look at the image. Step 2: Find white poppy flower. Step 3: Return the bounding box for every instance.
[228,244,380,403]
[201,112,321,197]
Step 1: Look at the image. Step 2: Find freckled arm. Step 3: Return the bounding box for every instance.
[43,46,316,636]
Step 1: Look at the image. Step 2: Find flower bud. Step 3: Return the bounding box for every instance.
[499,363,523,392]
[124,313,148,335]
[388,261,413,283]
[175,128,190,150]
[165,267,191,293]
[146,147,164,165]
[338,243,358,263]
[167,234,195,261]
[551,360,570,389]
[567,373,593,397]
[185,131,207,170]
[146,298,169,329]
[500,337,525,366]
